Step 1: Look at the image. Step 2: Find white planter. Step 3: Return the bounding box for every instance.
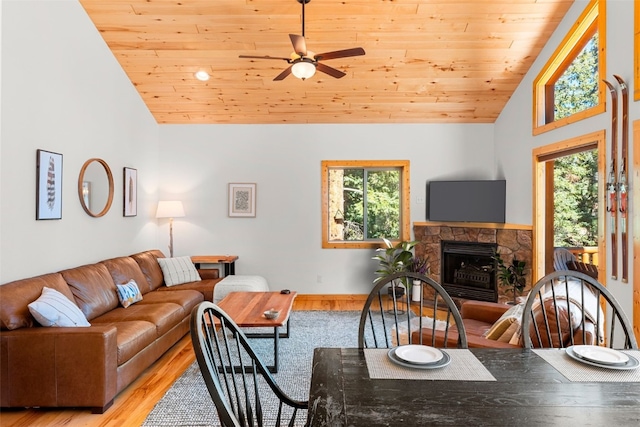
[411,280,422,302]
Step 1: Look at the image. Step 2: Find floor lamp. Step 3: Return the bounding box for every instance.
[156,201,185,258]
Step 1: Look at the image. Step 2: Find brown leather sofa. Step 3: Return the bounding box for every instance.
[414,299,596,349]
[413,300,521,349]
[0,249,221,413]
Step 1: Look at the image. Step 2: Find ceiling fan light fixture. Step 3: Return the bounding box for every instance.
[291,59,316,80]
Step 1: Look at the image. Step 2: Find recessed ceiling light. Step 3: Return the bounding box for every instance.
[195,70,210,81]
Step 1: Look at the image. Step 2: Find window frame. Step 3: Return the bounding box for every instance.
[532,0,606,136]
[321,160,410,249]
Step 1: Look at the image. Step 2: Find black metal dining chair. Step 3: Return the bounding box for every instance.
[190,301,308,427]
[358,271,468,349]
[521,270,637,349]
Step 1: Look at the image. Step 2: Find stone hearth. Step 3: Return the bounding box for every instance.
[413,222,533,304]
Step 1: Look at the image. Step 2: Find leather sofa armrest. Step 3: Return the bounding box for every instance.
[461,301,510,324]
[0,325,118,413]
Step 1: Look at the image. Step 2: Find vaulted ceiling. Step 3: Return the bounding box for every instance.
[79,0,574,125]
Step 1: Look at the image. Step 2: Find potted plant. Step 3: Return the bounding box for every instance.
[372,238,418,298]
[493,253,527,304]
[408,255,430,301]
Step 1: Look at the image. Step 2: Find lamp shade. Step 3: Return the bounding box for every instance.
[156,201,185,218]
[291,59,316,80]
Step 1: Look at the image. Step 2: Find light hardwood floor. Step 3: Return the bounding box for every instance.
[0,295,366,427]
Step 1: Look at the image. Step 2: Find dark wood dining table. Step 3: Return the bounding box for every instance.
[306,347,640,426]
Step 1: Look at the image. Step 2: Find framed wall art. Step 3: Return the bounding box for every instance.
[36,149,63,220]
[123,167,137,217]
[228,183,256,217]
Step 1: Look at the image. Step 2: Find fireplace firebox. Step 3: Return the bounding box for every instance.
[440,241,498,302]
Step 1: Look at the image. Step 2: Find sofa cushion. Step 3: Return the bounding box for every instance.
[157,256,201,287]
[101,256,152,294]
[154,279,219,302]
[94,320,157,365]
[130,250,166,291]
[138,289,203,315]
[91,303,184,337]
[28,287,91,327]
[60,263,119,321]
[461,318,494,337]
[116,280,143,308]
[0,273,75,330]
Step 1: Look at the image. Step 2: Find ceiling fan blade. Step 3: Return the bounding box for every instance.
[274,65,293,81]
[316,62,346,79]
[239,55,290,61]
[289,34,307,57]
[314,47,365,61]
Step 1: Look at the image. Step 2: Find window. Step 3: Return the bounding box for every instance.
[533,0,605,135]
[532,130,605,280]
[321,160,410,249]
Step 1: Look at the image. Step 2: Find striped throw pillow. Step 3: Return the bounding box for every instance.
[116,280,143,308]
[28,287,90,327]
[157,256,202,287]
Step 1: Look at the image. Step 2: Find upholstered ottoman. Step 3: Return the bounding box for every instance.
[213,275,270,303]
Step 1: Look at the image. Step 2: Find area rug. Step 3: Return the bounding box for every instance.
[142,310,361,427]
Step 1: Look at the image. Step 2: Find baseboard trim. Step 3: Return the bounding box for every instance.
[293,294,368,310]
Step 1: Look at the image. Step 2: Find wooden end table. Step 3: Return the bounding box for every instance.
[216,291,297,373]
[191,255,238,276]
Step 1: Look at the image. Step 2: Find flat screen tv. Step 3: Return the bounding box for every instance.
[427,180,506,223]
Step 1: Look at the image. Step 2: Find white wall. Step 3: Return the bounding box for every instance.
[159,124,495,294]
[0,0,160,282]
[495,0,637,315]
[0,0,4,281]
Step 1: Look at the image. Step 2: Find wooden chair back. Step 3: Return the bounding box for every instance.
[358,271,468,349]
[190,302,308,427]
[521,271,637,349]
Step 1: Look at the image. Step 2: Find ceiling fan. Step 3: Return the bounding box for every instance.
[239,0,365,81]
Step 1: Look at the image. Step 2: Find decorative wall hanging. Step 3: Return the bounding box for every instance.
[36,149,63,220]
[228,183,256,217]
[124,167,137,217]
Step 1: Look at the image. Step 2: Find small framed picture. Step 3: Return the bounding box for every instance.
[123,167,137,217]
[36,149,63,220]
[228,183,256,217]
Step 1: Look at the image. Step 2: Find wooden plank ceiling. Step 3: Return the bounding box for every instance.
[79,0,574,124]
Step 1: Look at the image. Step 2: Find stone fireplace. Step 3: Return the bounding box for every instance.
[413,222,533,304]
[441,240,497,302]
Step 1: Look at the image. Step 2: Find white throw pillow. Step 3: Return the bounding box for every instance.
[158,256,202,287]
[28,287,91,327]
[483,303,524,341]
[116,280,143,308]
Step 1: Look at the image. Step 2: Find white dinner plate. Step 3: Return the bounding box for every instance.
[393,345,443,365]
[388,348,451,370]
[565,346,639,370]
[571,345,629,365]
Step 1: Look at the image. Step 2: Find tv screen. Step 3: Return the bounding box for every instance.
[427,180,506,223]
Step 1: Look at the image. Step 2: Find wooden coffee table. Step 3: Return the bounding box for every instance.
[216,291,297,373]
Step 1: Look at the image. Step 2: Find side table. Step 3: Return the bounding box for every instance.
[191,255,238,277]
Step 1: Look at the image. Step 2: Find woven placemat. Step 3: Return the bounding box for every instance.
[364,348,496,381]
[533,349,640,382]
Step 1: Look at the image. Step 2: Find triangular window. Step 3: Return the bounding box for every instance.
[533,0,605,135]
